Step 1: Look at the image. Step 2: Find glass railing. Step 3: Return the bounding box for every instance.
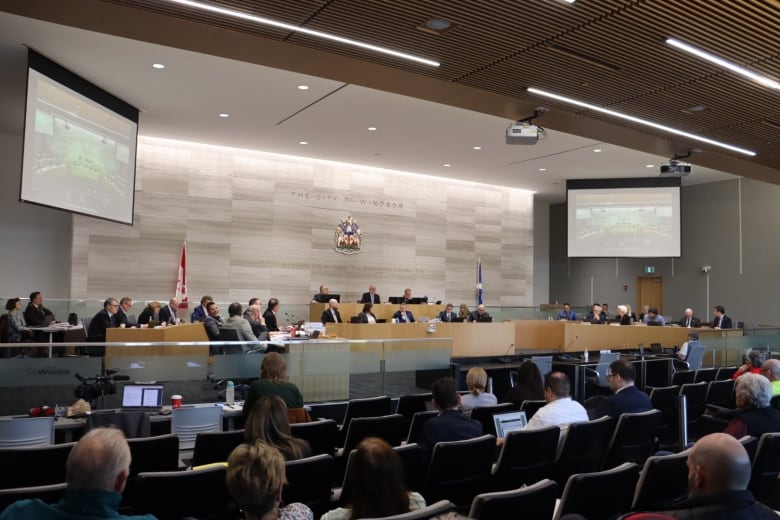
[700,332,780,367]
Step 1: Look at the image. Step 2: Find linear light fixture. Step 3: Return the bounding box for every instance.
[666,38,779,91]
[166,0,440,67]
[527,87,756,156]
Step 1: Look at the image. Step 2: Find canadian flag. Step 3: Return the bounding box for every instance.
[175,242,188,308]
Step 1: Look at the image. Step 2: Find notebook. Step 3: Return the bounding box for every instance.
[493,411,527,438]
[121,383,164,411]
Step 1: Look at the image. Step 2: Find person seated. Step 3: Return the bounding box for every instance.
[5,297,32,342]
[557,303,577,321]
[467,304,492,323]
[400,288,413,304]
[88,298,119,342]
[358,303,377,323]
[584,304,606,324]
[360,285,380,304]
[157,297,180,325]
[437,303,457,322]
[457,303,470,322]
[23,291,55,327]
[676,331,700,362]
[223,302,261,347]
[190,294,213,323]
[614,304,633,325]
[244,396,310,461]
[678,307,702,328]
[245,304,270,340]
[524,372,588,435]
[243,353,304,417]
[263,298,280,332]
[311,284,330,303]
[601,303,610,320]
[637,304,650,323]
[115,297,138,328]
[392,303,415,323]
[732,350,764,380]
[321,437,426,520]
[226,442,314,520]
[419,377,482,465]
[761,358,780,396]
[644,306,665,325]
[203,301,223,341]
[503,359,545,406]
[723,373,780,439]
[320,299,342,323]
[136,301,161,326]
[460,367,497,414]
[590,360,652,419]
[712,305,733,329]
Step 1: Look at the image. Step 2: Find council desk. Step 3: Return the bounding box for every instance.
[309,303,446,323]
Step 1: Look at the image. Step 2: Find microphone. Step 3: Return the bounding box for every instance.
[498,344,515,364]
[113,375,130,381]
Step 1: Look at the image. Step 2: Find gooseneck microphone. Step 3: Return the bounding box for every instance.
[498,343,516,364]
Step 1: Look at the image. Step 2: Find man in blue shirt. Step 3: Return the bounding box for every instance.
[557,303,577,321]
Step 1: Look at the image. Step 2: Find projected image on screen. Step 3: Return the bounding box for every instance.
[21,63,137,225]
[567,187,681,257]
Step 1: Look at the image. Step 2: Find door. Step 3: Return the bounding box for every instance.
[637,276,664,315]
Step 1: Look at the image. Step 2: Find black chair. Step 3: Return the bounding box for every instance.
[0,442,75,489]
[191,429,244,467]
[470,479,558,520]
[134,465,230,520]
[423,434,496,508]
[291,418,338,456]
[396,393,432,424]
[679,382,708,437]
[603,409,662,469]
[750,432,780,509]
[554,416,614,486]
[394,443,424,492]
[283,454,335,518]
[362,499,456,519]
[705,379,735,408]
[631,448,690,511]
[740,434,758,462]
[671,371,695,386]
[491,426,560,491]
[216,327,243,354]
[341,396,392,430]
[340,414,405,456]
[693,367,717,383]
[469,403,517,436]
[0,483,68,512]
[715,366,738,380]
[127,434,180,477]
[406,411,437,444]
[519,399,546,420]
[555,462,640,520]
[86,410,151,439]
[771,395,780,410]
[648,385,680,446]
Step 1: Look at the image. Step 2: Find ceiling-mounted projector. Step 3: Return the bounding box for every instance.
[659,161,692,176]
[506,122,540,144]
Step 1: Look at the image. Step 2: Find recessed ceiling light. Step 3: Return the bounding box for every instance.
[297,85,309,90]
[152,63,165,69]
[166,0,440,67]
[299,141,308,145]
[645,164,655,168]
[417,17,459,35]
[527,87,756,156]
[218,113,230,118]
[539,168,547,171]
[443,163,451,167]
[593,148,602,153]
[368,127,377,131]
[473,146,482,150]
[666,38,780,91]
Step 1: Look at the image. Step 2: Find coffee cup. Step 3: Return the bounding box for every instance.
[171,395,183,408]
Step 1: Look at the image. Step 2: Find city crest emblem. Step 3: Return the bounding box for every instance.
[334,215,361,254]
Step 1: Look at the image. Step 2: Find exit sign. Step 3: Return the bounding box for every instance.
[645,266,655,274]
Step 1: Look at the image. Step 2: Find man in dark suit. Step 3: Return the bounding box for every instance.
[190,295,213,323]
[158,298,180,325]
[438,303,458,322]
[320,299,342,324]
[712,305,733,329]
[88,298,119,342]
[360,285,381,304]
[115,297,138,328]
[23,291,54,326]
[419,377,483,465]
[678,307,702,328]
[203,301,223,340]
[392,303,415,323]
[467,304,492,323]
[592,359,652,419]
[263,298,280,332]
[245,303,270,340]
[311,285,330,303]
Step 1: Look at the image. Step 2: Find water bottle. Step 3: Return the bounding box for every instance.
[583,348,589,362]
[226,380,235,406]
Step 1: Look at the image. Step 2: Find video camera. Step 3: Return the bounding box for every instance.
[74,370,129,406]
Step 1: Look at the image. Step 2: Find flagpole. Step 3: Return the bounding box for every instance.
[175,242,188,309]
[477,258,483,306]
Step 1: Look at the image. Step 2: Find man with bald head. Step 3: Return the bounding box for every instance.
[678,308,702,328]
[761,358,780,396]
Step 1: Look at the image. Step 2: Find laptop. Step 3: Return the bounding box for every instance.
[121,383,164,411]
[493,411,528,438]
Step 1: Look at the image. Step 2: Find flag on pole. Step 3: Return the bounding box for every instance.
[477,258,483,305]
[175,242,188,308]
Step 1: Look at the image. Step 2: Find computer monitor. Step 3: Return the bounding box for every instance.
[493,411,527,438]
[326,294,340,303]
[409,297,428,305]
[388,297,403,304]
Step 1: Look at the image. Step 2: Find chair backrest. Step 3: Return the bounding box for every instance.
[342,414,405,453]
[631,448,691,510]
[0,417,54,448]
[556,462,640,520]
[679,382,708,423]
[519,399,547,420]
[406,411,437,444]
[127,434,180,477]
[171,406,222,451]
[531,356,553,377]
[469,478,558,520]
[0,442,75,489]
[396,393,433,422]
[555,415,614,485]
[86,410,151,439]
[0,314,9,342]
[693,367,717,383]
[283,454,335,518]
[135,465,230,520]
[342,395,392,428]
[715,366,738,380]
[492,426,560,491]
[81,317,93,338]
[0,483,68,512]
[394,443,424,492]
[362,500,456,520]
[671,371,695,386]
[750,432,780,507]
[604,409,663,469]
[684,344,706,371]
[291,418,338,456]
[592,352,621,386]
[424,434,496,507]
[469,403,517,436]
[191,429,244,467]
[705,379,735,408]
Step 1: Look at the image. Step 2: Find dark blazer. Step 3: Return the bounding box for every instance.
[158,305,178,325]
[392,310,415,323]
[263,309,279,332]
[88,309,115,342]
[321,308,342,323]
[617,314,633,325]
[438,310,458,322]
[595,384,653,419]
[419,410,483,464]
[713,315,734,329]
[585,312,606,324]
[312,293,329,303]
[358,312,376,323]
[137,307,154,325]
[247,318,269,340]
[360,292,381,304]
[191,305,207,323]
[115,308,137,328]
[203,315,222,340]
[678,315,702,327]
[467,310,492,323]
[23,303,53,327]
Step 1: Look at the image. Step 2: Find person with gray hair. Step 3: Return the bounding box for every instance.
[723,372,780,439]
[615,304,633,325]
[761,358,780,396]
[0,427,156,519]
[87,297,119,342]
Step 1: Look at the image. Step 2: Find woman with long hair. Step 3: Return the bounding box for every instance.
[244,396,310,461]
[243,352,304,418]
[503,359,545,406]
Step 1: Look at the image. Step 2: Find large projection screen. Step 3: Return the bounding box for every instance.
[567,178,681,258]
[20,50,139,225]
